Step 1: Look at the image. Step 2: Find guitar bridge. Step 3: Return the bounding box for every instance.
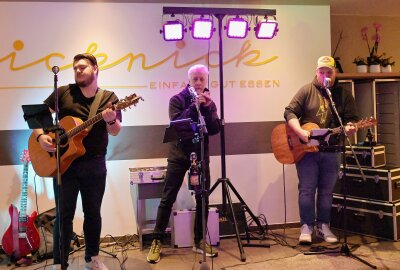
[18,232,27,238]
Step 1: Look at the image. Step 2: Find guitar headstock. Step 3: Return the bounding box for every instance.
[20,149,31,164]
[356,117,377,129]
[114,94,144,111]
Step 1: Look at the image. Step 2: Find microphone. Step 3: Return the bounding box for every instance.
[188,86,198,99]
[323,77,332,97]
[52,66,60,75]
[323,77,331,88]
[189,86,199,98]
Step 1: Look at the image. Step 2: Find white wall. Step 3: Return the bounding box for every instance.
[0,2,331,238]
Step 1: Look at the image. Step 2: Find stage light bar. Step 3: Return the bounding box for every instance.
[226,17,248,39]
[162,20,184,41]
[255,19,278,39]
[192,18,213,39]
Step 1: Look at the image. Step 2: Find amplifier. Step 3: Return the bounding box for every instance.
[129,166,167,184]
[210,203,247,238]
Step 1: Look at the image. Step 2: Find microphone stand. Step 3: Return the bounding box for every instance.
[192,91,210,270]
[304,85,376,269]
[51,66,66,269]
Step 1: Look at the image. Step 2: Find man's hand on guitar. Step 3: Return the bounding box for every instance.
[297,129,310,143]
[345,122,358,135]
[38,134,56,153]
[102,105,117,123]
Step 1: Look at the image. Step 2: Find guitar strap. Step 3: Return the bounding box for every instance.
[86,89,104,132]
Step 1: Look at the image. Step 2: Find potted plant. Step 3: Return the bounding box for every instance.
[360,22,382,73]
[367,54,382,73]
[381,54,395,72]
[353,57,368,73]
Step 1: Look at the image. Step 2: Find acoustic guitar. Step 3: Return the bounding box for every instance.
[28,93,142,177]
[1,150,40,259]
[271,118,377,164]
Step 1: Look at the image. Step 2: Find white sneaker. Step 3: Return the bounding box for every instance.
[299,224,313,244]
[85,256,109,270]
[316,223,338,243]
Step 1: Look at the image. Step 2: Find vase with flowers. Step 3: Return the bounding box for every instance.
[361,22,383,72]
[380,53,395,73]
[353,57,368,73]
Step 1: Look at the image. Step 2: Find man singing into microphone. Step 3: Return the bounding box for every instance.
[147,64,220,264]
[284,56,358,244]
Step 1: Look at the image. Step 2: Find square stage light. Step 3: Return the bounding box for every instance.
[192,18,213,40]
[227,17,248,39]
[255,19,278,39]
[163,20,184,41]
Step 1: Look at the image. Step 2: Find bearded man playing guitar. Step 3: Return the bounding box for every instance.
[284,56,358,245]
[32,53,121,270]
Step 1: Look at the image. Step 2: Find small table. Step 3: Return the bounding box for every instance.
[129,167,170,250]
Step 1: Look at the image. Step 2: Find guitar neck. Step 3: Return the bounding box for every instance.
[61,112,105,141]
[19,163,28,222]
[330,120,373,135]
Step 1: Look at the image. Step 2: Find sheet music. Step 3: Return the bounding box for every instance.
[308,128,332,146]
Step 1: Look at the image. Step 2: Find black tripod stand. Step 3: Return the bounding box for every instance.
[304,84,376,269]
[207,13,270,263]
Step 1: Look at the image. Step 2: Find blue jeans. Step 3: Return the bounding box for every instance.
[296,152,340,226]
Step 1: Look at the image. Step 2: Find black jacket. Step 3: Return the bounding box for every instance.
[167,85,221,162]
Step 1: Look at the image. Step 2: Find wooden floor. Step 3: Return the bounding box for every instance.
[1,228,400,270]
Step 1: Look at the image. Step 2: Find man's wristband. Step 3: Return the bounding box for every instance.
[36,134,44,142]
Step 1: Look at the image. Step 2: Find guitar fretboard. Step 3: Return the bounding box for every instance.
[18,163,29,224]
[330,119,376,135]
[61,112,105,141]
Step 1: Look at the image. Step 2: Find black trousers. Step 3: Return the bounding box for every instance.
[53,155,107,268]
[153,159,211,245]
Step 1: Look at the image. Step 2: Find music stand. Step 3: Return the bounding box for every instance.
[163,118,196,143]
[22,104,53,130]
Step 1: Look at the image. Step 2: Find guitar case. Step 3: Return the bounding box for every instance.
[34,208,56,260]
[33,208,80,261]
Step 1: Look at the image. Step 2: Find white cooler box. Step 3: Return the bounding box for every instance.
[172,207,219,248]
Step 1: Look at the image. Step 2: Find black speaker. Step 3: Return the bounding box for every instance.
[210,203,246,238]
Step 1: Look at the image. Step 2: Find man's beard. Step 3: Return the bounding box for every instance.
[76,73,95,88]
